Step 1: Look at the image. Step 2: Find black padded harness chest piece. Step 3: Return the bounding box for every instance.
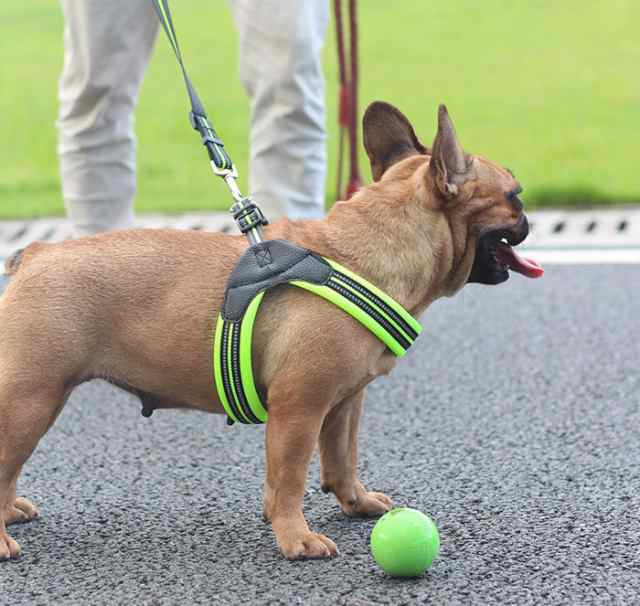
[222,240,333,321]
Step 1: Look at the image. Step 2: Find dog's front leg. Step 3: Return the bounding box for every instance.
[319,390,394,517]
[263,379,339,560]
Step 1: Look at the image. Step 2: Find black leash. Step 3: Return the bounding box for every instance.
[151,0,267,245]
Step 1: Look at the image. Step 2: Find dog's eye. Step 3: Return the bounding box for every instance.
[506,185,523,199]
[506,186,524,211]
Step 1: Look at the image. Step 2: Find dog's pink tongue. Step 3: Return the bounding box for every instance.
[496,244,544,278]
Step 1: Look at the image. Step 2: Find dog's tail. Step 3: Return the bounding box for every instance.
[4,248,25,277]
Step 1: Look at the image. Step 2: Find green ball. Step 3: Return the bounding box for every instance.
[370,507,440,577]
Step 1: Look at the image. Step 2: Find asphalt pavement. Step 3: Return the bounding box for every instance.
[1,265,639,605]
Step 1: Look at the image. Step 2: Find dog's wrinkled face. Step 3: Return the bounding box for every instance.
[362,102,543,290]
[463,159,541,285]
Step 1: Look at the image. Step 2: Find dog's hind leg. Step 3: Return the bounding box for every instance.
[0,386,66,560]
[0,252,93,560]
[319,389,394,517]
[4,474,40,526]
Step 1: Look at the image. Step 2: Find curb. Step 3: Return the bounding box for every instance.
[0,213,236,259]
[0,208,639,262]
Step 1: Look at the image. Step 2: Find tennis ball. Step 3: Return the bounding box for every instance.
[370,507,440,577]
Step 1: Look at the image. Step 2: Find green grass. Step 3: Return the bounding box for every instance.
[1,1,638,219]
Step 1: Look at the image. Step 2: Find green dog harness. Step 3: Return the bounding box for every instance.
[213,240,422,425]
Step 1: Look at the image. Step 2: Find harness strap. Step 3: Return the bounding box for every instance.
[214,257,421,425]
[214,293,268,425]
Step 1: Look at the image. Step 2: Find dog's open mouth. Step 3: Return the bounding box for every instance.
[467,217,544,285]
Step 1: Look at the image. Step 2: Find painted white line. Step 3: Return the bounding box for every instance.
[521,248,640,264]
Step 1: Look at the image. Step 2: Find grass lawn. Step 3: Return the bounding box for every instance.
[1,1,638,219]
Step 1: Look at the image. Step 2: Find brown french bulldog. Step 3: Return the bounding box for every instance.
[0,103,542,561]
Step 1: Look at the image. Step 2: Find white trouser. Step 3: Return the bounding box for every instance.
[57,0,329,236]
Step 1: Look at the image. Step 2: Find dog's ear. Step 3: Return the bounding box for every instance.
[363,102,428,181]
[429,104,473,199]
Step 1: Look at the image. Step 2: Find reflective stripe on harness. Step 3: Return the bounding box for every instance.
[213,258,422,425]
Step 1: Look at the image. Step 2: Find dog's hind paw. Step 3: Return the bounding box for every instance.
[278,531,339,560]
[4,497,39,526]
[342,490,394,518]
[0,531,21,561]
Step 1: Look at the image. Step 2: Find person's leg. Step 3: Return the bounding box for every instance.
[57,0,159,236]
[230,0,329,221]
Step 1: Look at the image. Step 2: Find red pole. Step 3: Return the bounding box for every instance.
[346,0,362,198]
[334,0,349,198]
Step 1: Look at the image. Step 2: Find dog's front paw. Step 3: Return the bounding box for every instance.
[341,488,394,518]
[277,530,339,560]
[4,497,39,526]
[0,530,21,561]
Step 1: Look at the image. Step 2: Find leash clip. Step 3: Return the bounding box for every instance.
[211,163,238,180]
[231,197,269,236]
[220,173,268,245]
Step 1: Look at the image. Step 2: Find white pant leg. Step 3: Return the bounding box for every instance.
[57,0,158,236]
[230,0,329,221]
